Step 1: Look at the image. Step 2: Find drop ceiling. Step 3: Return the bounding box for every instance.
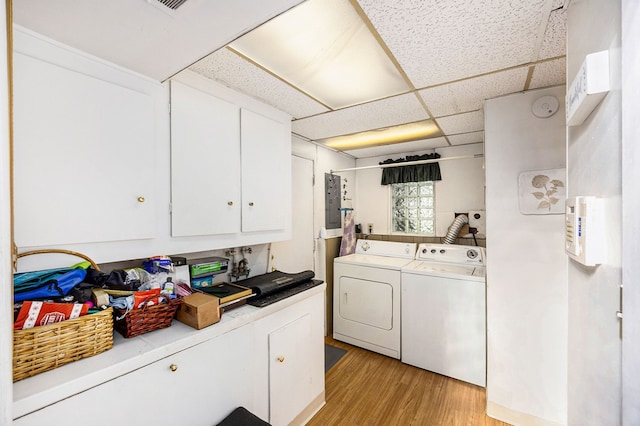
[190,0,567,159]
[13,0,567,160]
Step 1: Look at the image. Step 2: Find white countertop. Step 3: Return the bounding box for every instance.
[13,283,326,418]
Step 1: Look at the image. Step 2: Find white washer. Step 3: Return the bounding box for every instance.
[401,243,486,386]
[333,239,417,359]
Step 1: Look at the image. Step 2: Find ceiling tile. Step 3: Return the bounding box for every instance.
[358,0,549,88]
[537,8,567,60]
[529,57,566,89]
[292,93,428,140]
[343,137,449,159]
[436,110,484,135]
[419,67,529,117]
[189,48,329,119]
[448,131,484,145]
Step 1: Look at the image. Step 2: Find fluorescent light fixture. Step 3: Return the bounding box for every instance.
[229,0,408,109]
[320,120,442,151]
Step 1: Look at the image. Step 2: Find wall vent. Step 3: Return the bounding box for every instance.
[156,0,188,10]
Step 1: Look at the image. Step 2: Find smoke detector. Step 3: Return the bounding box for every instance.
[531,95,559,118]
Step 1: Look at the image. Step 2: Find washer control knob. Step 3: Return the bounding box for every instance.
[361,242,370,251]
[440,249,446,254]
[430,249,436,253]
[422,248,428,254]
[467,249,479,259]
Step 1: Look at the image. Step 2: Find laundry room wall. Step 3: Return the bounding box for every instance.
[566,0,622,424]
[484,85,567,425]
[291,138,355,283]
[353,143,485,237]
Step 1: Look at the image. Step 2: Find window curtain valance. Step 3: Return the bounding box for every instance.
[379,153,442,185]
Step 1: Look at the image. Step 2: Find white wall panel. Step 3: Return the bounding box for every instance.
[566,1,622,424]
[484,86,567,425]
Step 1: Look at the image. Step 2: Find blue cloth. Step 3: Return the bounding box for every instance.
[109,295,135,320]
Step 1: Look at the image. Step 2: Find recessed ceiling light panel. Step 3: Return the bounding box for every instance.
[320,120,442,151]
[230,0,409,109]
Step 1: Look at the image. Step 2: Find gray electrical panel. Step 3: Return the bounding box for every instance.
[325,173,341,229]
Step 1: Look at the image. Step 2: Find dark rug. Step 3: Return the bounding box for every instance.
[325,343,347,373]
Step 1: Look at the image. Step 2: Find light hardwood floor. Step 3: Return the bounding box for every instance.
[307,337,510,426]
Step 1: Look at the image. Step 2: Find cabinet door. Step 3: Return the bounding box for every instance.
[240,109,291,233]
[170,81,241,236]
[14,325,258,426]
[268,313,314,426]
[13,53,156,247]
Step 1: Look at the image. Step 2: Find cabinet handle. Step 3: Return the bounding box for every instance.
[227,201,233,206]
[249,202,254,207]
[137,196,145,203]
[169,363,178,372]
[277,356,285,363]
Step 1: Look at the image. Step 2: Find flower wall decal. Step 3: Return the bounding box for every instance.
[518,169,566,215]
[531,174,564,211]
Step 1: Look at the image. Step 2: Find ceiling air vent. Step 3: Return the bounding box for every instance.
[155,0,188,10]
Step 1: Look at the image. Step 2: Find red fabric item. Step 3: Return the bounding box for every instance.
[133,288,163,309]
[14,301,89,330]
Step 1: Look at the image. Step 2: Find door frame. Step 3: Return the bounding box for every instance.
[268,154,315,273]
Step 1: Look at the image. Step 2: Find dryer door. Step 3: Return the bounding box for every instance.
[339,276,392,330]
[333,262,401,358]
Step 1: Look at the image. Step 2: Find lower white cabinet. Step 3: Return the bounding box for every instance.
[13,286,325,426]
[269,314,316,426]
[14,325,256,426]
[254,292,325,426]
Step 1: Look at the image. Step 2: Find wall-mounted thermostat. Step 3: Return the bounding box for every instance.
[565,196,604,266]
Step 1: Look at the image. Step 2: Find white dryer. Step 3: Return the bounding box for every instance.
[333,239,417,359]
[401,243,486,386]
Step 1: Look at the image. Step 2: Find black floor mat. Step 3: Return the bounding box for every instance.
[325,343,347,373]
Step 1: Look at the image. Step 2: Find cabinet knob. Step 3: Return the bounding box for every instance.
[227,201,233,206]
[169,363,178,372]
[249,202,254,207]
[137,196,145,203]
[277,356,284,363]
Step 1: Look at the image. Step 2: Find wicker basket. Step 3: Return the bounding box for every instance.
[114,296,182,338]
[13,249,114,382]
[13,308,114,382]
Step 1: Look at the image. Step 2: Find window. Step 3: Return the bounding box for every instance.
[391,181,435,235]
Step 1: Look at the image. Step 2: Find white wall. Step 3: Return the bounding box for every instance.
[566,1,622,425]
[354,143,485,236]
[621,1,640,423]
[484,86,567,426]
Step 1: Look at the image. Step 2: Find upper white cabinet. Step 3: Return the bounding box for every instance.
[240,109,291,233]
[170,81,241,237]
[170,75,292,238]
[13,31,159,249]
[11,30,291,264]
